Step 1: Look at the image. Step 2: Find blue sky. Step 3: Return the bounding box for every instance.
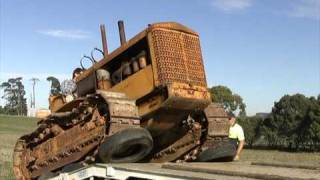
[0,0,319,115]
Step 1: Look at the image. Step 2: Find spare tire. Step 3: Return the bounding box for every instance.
[98,128,153,163]
[196,141,237,162]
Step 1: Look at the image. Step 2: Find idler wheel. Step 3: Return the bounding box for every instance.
[98,128,153,163]
[196,141,236,162]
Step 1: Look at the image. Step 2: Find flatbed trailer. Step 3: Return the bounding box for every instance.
[48,162,320,180]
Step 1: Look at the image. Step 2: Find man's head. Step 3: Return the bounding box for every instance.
[72,68,83,80]
[228,112,236,126]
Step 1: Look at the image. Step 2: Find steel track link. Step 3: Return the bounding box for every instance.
[13,92,142,179]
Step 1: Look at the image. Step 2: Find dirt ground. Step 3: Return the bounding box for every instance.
[0,115,319,179]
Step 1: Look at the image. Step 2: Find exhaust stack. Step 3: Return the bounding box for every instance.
[118,20,126,45]
[100,24,108,57]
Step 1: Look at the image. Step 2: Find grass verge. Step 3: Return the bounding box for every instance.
[0,114,38,179]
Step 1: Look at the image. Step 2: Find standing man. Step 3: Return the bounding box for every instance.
[228,112,245,161]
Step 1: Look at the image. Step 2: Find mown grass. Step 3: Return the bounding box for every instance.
[0,115,319,179]
[0,114,38,179]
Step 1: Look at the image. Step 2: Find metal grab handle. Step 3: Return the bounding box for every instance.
[91,47,104,62]
[80,55,95,70]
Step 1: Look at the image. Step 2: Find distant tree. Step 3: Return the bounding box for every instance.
[299,97,320,151]
[0,77,27,115]
[0,105,4,114]
[260,94,320,151]
[47,76,61,96]
[238,116,262,148]
[209,85,246,116]
[308,105,320,150]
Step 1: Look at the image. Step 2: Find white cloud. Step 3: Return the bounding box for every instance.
[288,0,320,20]
[210,0,253,13]
[37,29,90,39]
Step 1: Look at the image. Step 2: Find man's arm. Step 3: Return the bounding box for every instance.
[236,140,244,156]
[234,140,244,160]
[234,125,245,160]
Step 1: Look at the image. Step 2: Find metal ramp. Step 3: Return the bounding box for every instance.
[48,162,320,180]
[48,163,251,180]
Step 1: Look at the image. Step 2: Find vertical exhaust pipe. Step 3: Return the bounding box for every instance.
[100,24,108,58]
[118,20,126,45]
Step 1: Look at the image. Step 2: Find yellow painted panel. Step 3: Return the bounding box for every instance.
[111,65,154,100]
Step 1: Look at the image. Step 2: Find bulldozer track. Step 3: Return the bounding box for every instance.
[13,97,103,179]
[13,92,142,179]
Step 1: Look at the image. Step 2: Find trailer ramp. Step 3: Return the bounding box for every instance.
[48,162,320,180]
[48,163,253,180]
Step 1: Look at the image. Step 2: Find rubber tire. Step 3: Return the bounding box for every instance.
[37,171,57,180]
[196,141,237,162]
[61,163,84,173]
[98,128,153,163]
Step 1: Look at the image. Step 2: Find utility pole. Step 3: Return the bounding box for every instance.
[29,93,32,108]
[30,78,39,108]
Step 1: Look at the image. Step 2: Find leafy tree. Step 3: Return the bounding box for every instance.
[0,77,27,115]
[308,106,320,150]
[238,116,262,148]
[209,85,246,116]
[274,94,310,148]
[259,116,279,148]
[0,105,4,114]
[260,94,320,151]
[299,97,320,150]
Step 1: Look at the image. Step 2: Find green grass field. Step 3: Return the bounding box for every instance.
[0,115,319,179]
[0,115,38,179]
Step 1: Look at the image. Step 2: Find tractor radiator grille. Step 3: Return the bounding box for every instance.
[151,29,207,87]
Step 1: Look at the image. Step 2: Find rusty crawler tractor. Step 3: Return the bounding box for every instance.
[13,21,236,179]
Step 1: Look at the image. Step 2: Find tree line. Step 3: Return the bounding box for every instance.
[257,94,320,151]
[209,86,320,151]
